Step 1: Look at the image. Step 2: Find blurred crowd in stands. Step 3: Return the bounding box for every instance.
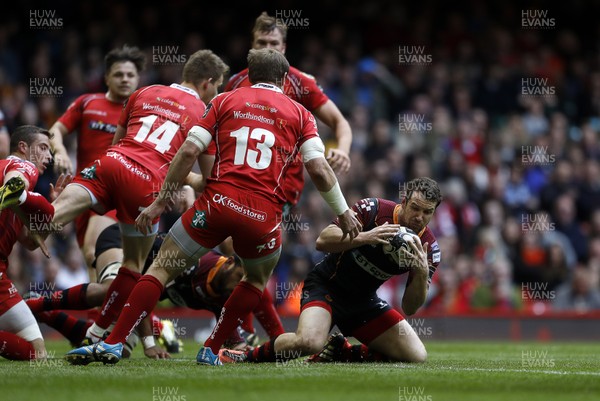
[2,0,600,316]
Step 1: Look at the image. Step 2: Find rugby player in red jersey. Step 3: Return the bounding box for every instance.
[0,125,64,360]
[66,48,361,365]
[46,50,228,353]
[49,45,146,277]
[224,12,352,207]
[29,224,283,358]
[221,177,442,364]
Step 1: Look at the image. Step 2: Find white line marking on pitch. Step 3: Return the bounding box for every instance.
[432,366,600,376]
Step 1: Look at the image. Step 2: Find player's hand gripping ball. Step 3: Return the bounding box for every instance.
[383,226,420,265]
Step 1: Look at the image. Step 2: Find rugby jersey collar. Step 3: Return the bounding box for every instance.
[251,83,283,93]
[170,83,200,99]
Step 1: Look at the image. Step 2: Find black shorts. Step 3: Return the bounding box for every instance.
[93,224,121,268]
[300,270,402,342]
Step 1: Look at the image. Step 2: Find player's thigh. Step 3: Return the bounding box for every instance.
[120,232,157,273]
[146,233,201,284]
[274,305,332,353]
[51,183,94,225]
[83,212,118,255]
[240,248,281,288]
[82,212,119,272]
[367,319,427,363]
[295,306,332,346]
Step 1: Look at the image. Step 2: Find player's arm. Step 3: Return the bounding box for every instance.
[49,119,73,175]
[137,316,170,359]
[183,172,204,193]
[135,126,211,234]
[111,124,127,145]
[401,240,430,316]
[313,100,352,174]
[197,153,215,193]
[316,221,401,254]
[301,137,360,240]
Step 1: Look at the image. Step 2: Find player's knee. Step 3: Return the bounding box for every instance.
[387,343,427,363]
[407,347,427,363]
[296,334,324,355]
[83,247,96,268]
[401,344,427,363]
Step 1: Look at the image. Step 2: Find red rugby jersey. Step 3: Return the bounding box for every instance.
[0,156,39,258]
[197,83,319,204]
[58,93,124,171]
[225,66,329,205]
[110,84,206,182]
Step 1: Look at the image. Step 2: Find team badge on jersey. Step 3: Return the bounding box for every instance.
[80,164,98,180]
[191,210,207,229]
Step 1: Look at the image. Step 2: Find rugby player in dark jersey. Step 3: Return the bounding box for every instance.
[221,177,442,364]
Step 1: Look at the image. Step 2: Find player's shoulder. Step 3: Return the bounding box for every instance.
[288,66,317,82]
[134,84,164,97]
[355,197,397,212]
[225,68,250,91]
[2,156,38,179]
[65,93,104,110]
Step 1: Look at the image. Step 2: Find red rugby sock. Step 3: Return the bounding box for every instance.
[0,331,36,360]
[104,275,164,345]
[95,267,141,330]
[204,281,262,354]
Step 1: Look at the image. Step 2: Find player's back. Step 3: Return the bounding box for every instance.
[111,84,206,181]
[225,66,327,111]
[0,157,39,257]
[205,84,319,204]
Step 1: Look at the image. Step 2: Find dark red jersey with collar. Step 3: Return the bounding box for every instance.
[313,197,441,296]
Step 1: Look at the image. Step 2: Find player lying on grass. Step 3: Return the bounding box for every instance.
[52,224,284,364]
[220,177,442,364]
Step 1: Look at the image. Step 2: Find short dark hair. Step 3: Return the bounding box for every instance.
[10,125,52,153]
[104,44,146,74]
[404,177,443,207]
[252,11,287,42]
[247,48,289,85]
[182,49,229,86]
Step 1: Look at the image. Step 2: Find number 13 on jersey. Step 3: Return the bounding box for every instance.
[230,126,275,170]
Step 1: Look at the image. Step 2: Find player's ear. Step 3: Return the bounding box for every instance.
[17,140,29,155]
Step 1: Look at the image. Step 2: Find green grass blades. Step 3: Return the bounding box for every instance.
[2,340,599,401]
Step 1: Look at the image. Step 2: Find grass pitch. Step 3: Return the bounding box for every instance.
[1,340,599,401]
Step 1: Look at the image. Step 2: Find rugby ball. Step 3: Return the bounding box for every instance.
[383,227,420,264]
